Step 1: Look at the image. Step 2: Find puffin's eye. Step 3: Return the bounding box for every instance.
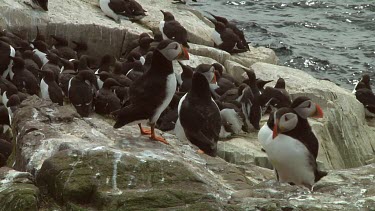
[284,115,289,121]
[174,44,178,50]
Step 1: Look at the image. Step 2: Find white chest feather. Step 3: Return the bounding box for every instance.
[258,123,272,148]
[211,30,223,45]
[40,78,50,100]
[97,78,104,90]
[2,92,9,108]
[67,78,73,98]
[100,0,119,21]
[263,134,315,186]
[159,21,168,40]
[33,49,49,66]
[3,45,16,79]
[150,73,177,124]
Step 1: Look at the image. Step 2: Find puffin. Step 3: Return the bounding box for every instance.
[68,70,99,117]
[39,69,64,106]
[94,78,122,115]
[176,72,221,156]
[0,40,16,79]
[263,104,326,190]
[355,82,375,117]
[159,10,189,48]
[258,96,324,150]
[113,40,189,144]
[237,83,256,132]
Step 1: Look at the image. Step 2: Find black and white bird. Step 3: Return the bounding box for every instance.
[94,78,122,115]
[99,0,126,22]
[209,12,250,51]
[355,82,375,117]
[209,19,247,54]
[0,40,16,79]
[176,72,221,156]
[159,10,189,48]
[10,57,39,96]
[39,69,63,106]
[353,74,371,94]
[68,70,99,117]
[113,40,189,144]
[261,103,326,190]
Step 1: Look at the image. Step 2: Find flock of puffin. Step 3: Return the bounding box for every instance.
[0,0,373,190]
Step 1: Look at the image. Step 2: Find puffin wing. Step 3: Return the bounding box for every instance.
[128,72,166,108]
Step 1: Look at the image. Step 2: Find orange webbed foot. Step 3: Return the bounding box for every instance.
[138,124,151,135]
[150,134,169,145]
[197,149,205,154]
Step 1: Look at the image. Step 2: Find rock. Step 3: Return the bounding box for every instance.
[0,0,151,58]
[11,96,271,209]
[230,164,375,210]
[137,0,214,46]
[0,167,39,211]
[249,62,375,169]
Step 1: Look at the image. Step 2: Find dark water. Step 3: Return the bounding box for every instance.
[190,0,375,90]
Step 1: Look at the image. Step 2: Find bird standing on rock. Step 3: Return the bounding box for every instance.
[39,69,63,106]
[68,70,99,117]
[113,40,189,144]
[159,10,190,48]
[259,97,325,190]
[176,72,221,156]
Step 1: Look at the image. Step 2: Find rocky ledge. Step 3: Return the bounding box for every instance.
[1,0,375,210]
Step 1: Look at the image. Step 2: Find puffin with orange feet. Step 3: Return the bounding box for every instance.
[113,40,189,144]
[258,96,326,190]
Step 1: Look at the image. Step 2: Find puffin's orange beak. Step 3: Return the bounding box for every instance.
[312,104,324,118]
[272,119,279,139]
[177,45,189,60]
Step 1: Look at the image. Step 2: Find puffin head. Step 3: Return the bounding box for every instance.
[157,40,189,61]
[272,107,298,139]
[291,96,324,119]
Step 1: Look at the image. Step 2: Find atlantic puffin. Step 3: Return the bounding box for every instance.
[113,40,189,144]
[263,104,326,190]
[176,72,221,156]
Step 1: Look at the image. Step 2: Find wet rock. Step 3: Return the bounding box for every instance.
[138,0,214,46]
[0,167,39,211]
